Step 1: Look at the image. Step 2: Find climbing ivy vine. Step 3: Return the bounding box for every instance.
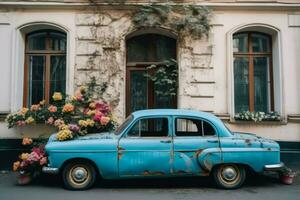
[132,4,212,39]
[144,59,178,97]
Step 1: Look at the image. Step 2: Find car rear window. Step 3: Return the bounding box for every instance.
[175,118,215,136]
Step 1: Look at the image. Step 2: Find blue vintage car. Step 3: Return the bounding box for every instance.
[43,109,284,190]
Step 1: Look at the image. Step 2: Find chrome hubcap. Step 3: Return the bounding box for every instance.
[71,167,88,183]
[221,166,237,181]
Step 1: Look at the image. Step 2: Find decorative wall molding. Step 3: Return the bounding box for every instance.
[1,1,300,9]
[288,114,300,122]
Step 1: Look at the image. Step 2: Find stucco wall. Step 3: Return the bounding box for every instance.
[74,9,214,119]
[212,10,300,141]
[0,9,77,138]
[0,6,299,141]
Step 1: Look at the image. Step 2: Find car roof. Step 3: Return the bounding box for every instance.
[131,109,217,119]
[130,109,232,137]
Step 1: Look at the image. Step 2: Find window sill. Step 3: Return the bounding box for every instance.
[287,115,300,123]
[0,112,9,122]
[228,119,287,125]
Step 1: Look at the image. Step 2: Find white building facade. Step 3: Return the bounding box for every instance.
[0,0,299,142]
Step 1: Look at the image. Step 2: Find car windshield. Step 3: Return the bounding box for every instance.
[114,115,133,135]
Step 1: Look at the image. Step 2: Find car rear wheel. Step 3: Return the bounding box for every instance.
[213,164,246,189]
[63,161,96,190]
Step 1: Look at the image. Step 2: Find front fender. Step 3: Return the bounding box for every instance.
[47,151,119,179]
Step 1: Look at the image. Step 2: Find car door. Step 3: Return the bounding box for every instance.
[172,116,221,175]
[118,116,172,177]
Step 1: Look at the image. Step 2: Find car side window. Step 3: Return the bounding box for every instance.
[127,118,169,137]
[175,118,215,136]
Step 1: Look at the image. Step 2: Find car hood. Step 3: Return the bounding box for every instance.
[46,132,118,152]
[48,132,117,142]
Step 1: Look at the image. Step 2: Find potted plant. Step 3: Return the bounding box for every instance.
[12,138,48,185]
[279,167,297,185]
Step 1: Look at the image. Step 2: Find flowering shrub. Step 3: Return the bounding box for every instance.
[234,111,281,122]
[6,83,117,141]
[13,137,47,175]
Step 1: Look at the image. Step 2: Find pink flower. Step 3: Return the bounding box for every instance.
[75,91,83,101]
[100,116,110,126]
[32,145,45,157]
[46,117,54,125]
[68,124,80,133]
[20,160,28,168]
[27,152,40,163]
[95,101,111,115]
[83,108,89,115]
[16,120,25,126]
[30,104,40,112]
[40,157,47,166]
[54,119,65,127]
[93,112,103,121]
[48,105,57,113]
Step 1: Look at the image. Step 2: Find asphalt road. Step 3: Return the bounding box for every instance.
[0,172,299,200]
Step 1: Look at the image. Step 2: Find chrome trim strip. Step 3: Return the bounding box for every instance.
[42,166,59,174]
[118,150,170,152]
[221,148,278,152]
[50,147,278,153]
[50,150,116,153]
[264,162,285,171]
[51,150,171,153]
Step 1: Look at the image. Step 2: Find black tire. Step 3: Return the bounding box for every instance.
[213,164,246,189]
[62,161,96,190]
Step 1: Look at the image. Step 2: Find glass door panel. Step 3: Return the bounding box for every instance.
[153,83,174,109]
[129,70,148,113]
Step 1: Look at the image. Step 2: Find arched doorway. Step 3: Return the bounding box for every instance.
[126,33,177,115]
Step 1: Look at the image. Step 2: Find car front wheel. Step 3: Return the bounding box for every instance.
[213,164,246,189]
[63,161,96,190]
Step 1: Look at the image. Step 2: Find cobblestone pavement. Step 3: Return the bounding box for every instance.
[0,172,299,200]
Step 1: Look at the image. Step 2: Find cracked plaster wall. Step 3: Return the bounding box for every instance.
[75,9,214,121]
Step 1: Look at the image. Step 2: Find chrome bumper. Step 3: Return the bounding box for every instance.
[264,162,285,171]
[42,166,59,174]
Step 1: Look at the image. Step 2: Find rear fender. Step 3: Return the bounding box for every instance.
[220,148,280,172]
[197,148,223,171]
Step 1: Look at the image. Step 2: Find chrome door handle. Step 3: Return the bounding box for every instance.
[160,140,171,143]
[207,139,218,143]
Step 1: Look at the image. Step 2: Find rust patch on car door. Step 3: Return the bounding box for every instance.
[143,170,165,176]
[117,146,125,160]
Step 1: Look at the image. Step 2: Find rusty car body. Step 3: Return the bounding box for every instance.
[44,109,284,190]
